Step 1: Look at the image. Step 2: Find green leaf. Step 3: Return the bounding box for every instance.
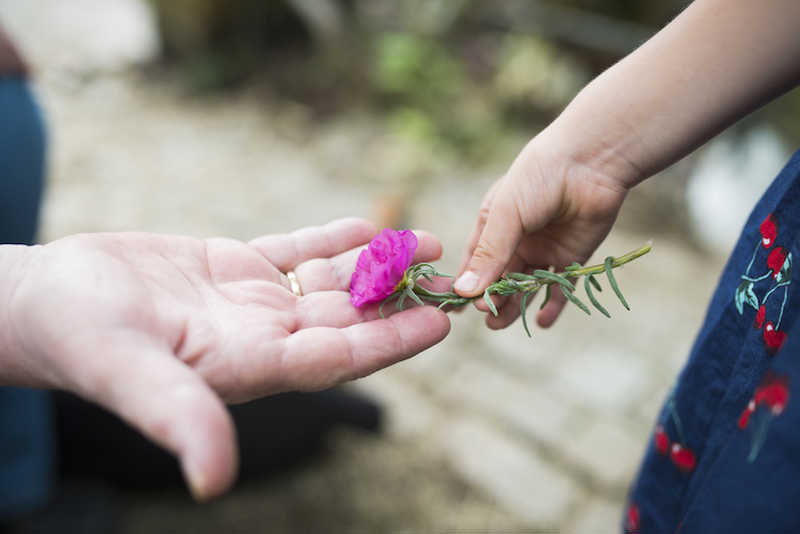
[506,272,535,281]
[483,290,499,316]
[521,292,532,337]
[588,274,602,292]
[584,276,611,318]
[379,294,397,319]
[406,288,424,307]
[564,262,583,271]
[604,257,630,310]
[540,284,552,310]
[396,292,407,311]
[533,270,575,291]
[560,285,590,315]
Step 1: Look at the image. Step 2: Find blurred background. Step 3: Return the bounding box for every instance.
[1,0,799,532]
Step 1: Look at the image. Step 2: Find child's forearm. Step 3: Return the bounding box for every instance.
[546,0,800,188]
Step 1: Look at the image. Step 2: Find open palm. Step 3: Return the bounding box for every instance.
[7,218,449,499]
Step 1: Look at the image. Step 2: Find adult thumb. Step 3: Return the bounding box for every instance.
[78,340,238,500]
[453,189,523,298]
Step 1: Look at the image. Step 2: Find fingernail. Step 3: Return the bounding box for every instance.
[454,271,479,294]
[182,459,208,501]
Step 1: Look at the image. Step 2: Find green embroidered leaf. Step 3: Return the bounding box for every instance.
[776,252,793,283]
[747,410,771,463]
[560,285,590,315]
[604,257,630,310]
[734,280,758,314]
[584,276,611,318]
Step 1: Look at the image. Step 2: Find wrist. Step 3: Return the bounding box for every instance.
[542,84,647,192]
[0,244,37,385]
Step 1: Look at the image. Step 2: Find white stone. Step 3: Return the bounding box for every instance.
[351,371,441,438]
[549,345,650,413]
[437,417,581,528]
[0,0,160,74]
[439,359,571,447]
[563,497,624,534]
[561,417,646,490]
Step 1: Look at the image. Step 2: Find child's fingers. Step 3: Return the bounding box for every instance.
[486,293,523,330]
[536,288,567,328]
[455,180,536,298]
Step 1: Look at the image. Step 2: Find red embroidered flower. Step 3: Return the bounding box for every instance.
[350,228,418,308]
[759,214,778,249]
[625,503,640,533]
[754,375,789,415]
[754,305,766,329]
[738,400,756,429]
[763,321,787,354]
[767,247,788,279]
[740,373,789,431]
[654,425,670,455]
[670,443,696,472]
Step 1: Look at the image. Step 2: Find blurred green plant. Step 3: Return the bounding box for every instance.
[147,0,800,167]
[374,33,463,104]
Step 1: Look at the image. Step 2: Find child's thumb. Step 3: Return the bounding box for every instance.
[453,193,523,298]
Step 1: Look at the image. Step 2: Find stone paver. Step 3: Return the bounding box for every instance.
[436,416,582,529]
[559,417,647,492]
[437,358,572,448]
[563,497,625,534]
[548,344,652,414]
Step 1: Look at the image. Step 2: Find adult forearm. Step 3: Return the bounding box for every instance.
[0,244,37,386]
[548,0,800,188]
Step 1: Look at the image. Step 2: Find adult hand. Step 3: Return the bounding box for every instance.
[0,218,450,499]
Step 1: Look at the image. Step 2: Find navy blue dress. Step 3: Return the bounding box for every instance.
[625,151,800,533]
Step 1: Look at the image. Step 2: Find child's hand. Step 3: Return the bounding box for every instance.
[454,133,628,329]
[453,0,800,331]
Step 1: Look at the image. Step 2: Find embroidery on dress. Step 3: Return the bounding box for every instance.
[737,371,790,462]
[733,213,791,354]
[624,502,640,534]
[652,396,697,473]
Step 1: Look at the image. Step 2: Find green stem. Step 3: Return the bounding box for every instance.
[407,243,652,308]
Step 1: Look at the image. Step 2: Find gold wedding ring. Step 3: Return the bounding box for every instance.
[286,271,303,297]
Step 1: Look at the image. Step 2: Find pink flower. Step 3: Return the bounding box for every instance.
[349,228,418,308]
